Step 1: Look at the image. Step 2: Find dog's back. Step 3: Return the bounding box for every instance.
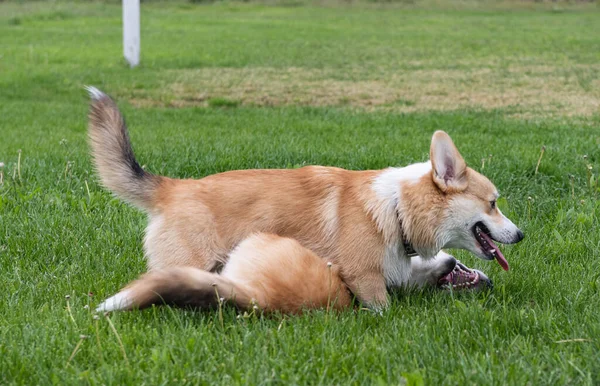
[97,233,352,314]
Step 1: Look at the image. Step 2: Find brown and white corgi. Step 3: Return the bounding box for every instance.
[87,87,523,311]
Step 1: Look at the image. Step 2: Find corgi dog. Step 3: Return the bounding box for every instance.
[87,87,523,311]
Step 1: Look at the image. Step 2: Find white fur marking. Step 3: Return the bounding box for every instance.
[320,189,339,239]
[85,86,106,101]
[370,163,434,285]
[144,214,165,269]
[96,289,133,312]
[383,244,412,287]
[371,162,432,218]
[373,162,432,198]
[372,168,401,203]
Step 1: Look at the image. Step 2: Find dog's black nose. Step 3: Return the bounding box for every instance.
[514,230,524,243]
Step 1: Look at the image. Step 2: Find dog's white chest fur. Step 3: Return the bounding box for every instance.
[371,163,432,287]
[382,243,412,287]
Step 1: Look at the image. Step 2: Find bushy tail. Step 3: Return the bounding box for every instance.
[96,267,254,312]
[86,86,161,210]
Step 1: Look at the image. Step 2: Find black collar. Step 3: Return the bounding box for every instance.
[404,241,417,257]
[398,215,418,257]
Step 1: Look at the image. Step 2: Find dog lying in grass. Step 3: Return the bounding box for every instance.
[86,87,520,313]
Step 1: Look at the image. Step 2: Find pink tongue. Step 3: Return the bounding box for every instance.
[479,231,509,271]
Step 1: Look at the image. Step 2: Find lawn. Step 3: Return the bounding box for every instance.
[1,1,599,384]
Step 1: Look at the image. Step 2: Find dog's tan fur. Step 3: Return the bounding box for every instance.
[141,168,395,305]
[99,233,352,314]
[88,87,522,310]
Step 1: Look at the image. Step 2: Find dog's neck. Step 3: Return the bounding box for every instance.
[368,162,438,259]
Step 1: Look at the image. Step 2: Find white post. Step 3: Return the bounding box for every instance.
[123,0,140,68]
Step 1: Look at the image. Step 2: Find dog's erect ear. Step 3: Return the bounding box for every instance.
[430,131,468,192]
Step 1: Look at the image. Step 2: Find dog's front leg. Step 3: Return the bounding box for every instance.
[345,271,389,311]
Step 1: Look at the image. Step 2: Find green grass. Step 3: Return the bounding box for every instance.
[208,97,241,108]
[1,1,600,384]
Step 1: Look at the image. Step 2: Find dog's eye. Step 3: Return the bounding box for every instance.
[490,200,496,210]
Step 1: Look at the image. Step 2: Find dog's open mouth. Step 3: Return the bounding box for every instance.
[472,222,509,271]
[438,261,493,291]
